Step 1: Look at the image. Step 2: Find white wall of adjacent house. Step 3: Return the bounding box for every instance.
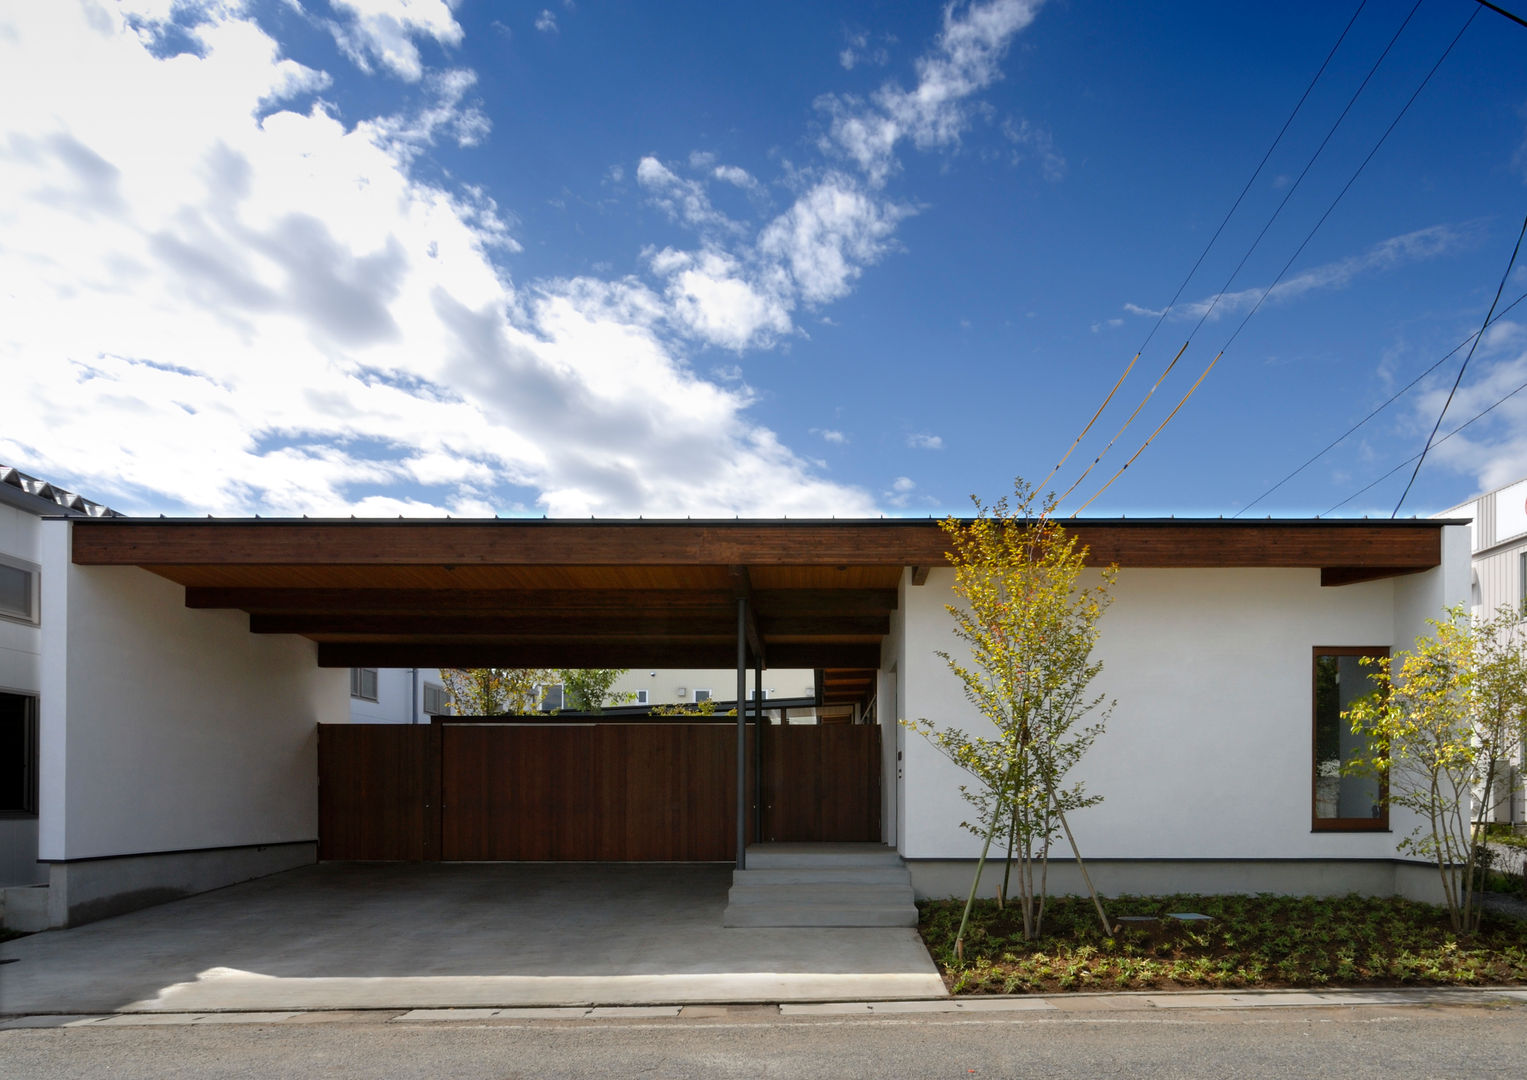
[347,667,450,724]
[608,668,817,709]
[0,503,44,885]
[895,535,1469,866]
[37,518,348,863]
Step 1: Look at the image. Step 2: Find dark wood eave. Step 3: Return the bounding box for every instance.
[66,516,1461,669]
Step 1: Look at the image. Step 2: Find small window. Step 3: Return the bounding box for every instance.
[0,692,39,816]
[0,556,39,625]
[541,683,564,711]
[635,689,649,705]
[349,667,378,701]
[1313,648,1389,831]
[752,688,770,701]
[422,682,449,716]
[693,688,712,703]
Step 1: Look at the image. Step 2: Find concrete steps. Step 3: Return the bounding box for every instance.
[723,845,919,928]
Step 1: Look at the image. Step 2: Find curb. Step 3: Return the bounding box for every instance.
[5,987,1526,1029]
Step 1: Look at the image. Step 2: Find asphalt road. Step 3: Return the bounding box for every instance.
[4,1003,1526,1080]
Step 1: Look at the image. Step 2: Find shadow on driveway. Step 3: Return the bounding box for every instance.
[0,863,945,1013]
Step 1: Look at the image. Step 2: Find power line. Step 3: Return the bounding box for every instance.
[1070,352,1223,516]
[1391,213,1527,517]
[1472,0,1527,31]
[1211,5,1480,363]
[1129,0,1371,360]
[1173,0,1424,345]
[1039,2,1368,502]
[1077,2,1479,516]
[1326,371,1527,515]
[1055,2,1419,511]
[1233,288,1527,516]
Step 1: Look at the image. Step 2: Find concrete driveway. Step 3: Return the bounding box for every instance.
[0,863,945,1014]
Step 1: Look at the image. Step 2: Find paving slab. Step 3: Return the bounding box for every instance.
[0,862,944,1015]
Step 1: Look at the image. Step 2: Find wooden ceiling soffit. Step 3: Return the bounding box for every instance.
[247,612,889,637]
[72,518,1445,573]
[315,641,882,670]
[1320,565,1429,587]
[185,586,901,617]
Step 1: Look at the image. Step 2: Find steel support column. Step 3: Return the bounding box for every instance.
[736,596,748,871]
[753,655,764,844]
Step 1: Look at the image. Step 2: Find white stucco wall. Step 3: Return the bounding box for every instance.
[896,554,1465,863]
[37,519,348,862]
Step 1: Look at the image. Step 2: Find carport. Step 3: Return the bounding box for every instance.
[68,518,952,870]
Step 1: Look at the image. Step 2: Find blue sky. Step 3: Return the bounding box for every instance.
[3,0,1526,519]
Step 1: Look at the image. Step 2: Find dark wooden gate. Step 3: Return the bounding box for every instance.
[760,723,881,842]
[318,719,880,860]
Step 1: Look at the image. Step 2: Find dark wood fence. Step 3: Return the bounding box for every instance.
[318,719,879,861]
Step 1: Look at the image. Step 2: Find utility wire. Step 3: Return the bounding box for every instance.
[1213,6,1480,364]
[1053,341,1189,506]
[1070,352,1223,516]
[1039,2,1369,500]
[1473,0,1527,31]
[1391,213,1527,517]
[1234,288,1527,516]
[1130,0,1371,360]
[1056,1,1414,511]
[1074,3,1478,517]
[1173,0,1423,345]
[1326,371,1527,514]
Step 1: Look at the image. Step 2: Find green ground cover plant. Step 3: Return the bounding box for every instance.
[918,893,1527,994]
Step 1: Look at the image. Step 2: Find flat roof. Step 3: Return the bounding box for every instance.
[67,516,1458,669]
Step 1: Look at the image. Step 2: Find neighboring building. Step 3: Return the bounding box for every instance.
[0,467,119,902]
[0,506,1476,930]
[1439,477,1527,828]
[347,667,450,725]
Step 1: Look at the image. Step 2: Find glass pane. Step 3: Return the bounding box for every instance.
[0,563,33,619]
[1314,654,1382,820]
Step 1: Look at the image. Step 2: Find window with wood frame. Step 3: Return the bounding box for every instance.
[1312,647,1388,831]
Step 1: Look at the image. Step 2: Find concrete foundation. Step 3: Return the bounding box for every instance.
[41,841,315,928]
[907,858,1449,905]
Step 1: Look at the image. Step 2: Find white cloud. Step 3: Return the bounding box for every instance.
[636,154,740,234]
[1409,326,1527,496]
[713,164,759,190]
[757,176,908,303]
[534,9,558,34]
[816,428,848,444]
[884,475,917,506]
[819,0,1044,186]
[1001,116,1066,181]
[907,433,944,450]
[839,29,892,71]
[0,3,875,518]
[327,0,465,82]
[368,67,491,154]
[1129,224,1473,324]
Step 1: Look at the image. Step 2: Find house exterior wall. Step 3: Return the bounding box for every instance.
[0,503,44,886]
[36,518,347,925]
[608,668,816,708]
[1440,483,1527,825]
[894,533,1468,898]
[347,667,448,724]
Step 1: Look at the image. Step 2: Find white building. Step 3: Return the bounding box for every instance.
[1439,476,1527,827]
[0,501,1475,930]
[346,666,450,725]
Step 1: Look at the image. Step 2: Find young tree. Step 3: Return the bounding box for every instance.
[907,479,1117,952]
[557,669,636,713]
[440,667,553,715]
[1343,604,1527,933]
